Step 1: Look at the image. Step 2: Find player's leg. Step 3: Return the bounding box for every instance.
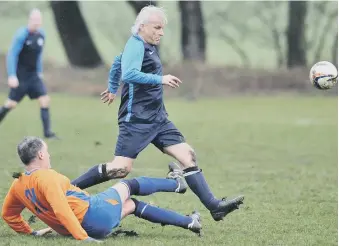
[112,179,201,235]
[129,198,201,235]
[153,120,244,221]
[71,122,156,189]
[71,157,133,190]
[29,78,57,139]
[0,86,26,124]
[0,99,17,123]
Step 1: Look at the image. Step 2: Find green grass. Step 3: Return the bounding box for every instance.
[0,94,337,245]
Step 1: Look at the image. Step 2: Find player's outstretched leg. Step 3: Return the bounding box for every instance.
[114,179,201,236]
[121,173,187,196]
[168,162,244,222]
[131,198,202,236]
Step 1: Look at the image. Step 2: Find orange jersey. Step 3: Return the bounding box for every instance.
[1,169,90,240]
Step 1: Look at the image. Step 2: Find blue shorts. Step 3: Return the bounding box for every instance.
[81,188,122,239]
[115,119,185,159]
[9,73,47,102]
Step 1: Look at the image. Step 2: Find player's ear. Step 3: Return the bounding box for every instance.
[37,150,44,160]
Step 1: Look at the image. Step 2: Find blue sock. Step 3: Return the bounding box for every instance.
[71,164,110,189]
[40,108,51,137]
[132,199,192,229]
[184,167,220,211]
[122,177,178,196]
[0,106,10,123]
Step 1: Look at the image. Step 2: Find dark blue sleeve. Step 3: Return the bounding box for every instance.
[6,27,28,77]
[37,29,45,74]
[121,37,162,84]
[108,54,122,94]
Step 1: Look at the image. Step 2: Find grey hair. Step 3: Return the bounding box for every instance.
[131,5,167,35]
[29,8,42,17]
[17,136,44,165]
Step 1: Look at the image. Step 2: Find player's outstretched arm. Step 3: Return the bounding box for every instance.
[1,182,34,235]
[121,37,162,85]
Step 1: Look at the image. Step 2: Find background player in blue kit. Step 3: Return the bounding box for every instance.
[72,5,244,222]
[0,9,58,139]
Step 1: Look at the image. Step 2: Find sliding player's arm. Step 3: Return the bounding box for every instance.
[39,175,89,241]
[1,182,33,234]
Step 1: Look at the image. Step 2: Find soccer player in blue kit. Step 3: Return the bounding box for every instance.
[72,6,244,222]
[0,9,58,139]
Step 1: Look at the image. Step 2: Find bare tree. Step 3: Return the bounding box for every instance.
[305,2,329,51]
[50,1,103,68]
[178,1,206,62]
[253,1,285,68]
[312,7,338,63]
[287,1,308,68]
[210,11,250,68]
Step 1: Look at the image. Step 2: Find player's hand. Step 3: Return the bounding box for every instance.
[162,75,182,88]
[8,76,19,88]
[100,89,116,106]
[83,237,103,243]
[32,227,53,236]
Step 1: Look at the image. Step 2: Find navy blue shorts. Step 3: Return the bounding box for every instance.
[115,120,185,159]
[81,187,122,239]
[8,74,47,102]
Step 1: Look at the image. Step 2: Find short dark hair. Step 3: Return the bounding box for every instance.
[17,136,44,165]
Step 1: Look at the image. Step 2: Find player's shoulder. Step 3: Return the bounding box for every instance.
[14,27,29,39]
[34,169,61,181]
[126,35,144,48]
[8,178,22,193]
[37,28,46,38]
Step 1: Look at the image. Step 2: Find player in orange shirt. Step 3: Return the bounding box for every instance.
[2,136,202,242]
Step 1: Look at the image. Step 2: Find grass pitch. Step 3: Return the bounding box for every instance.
[0,94,337,245]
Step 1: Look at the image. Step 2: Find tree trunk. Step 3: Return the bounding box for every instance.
[333,32,338,67]
[50,1,102,68]
[127,1,154,15]
[287,1,307,68]
[179,1,206,62]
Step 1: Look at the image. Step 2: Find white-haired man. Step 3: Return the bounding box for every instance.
[0,9,58,139]
[72,5,244,222]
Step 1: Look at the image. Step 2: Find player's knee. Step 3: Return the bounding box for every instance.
[121,199,136,219]
[39,95,50,108]
[4,99,17,109]
[105,160,132,179]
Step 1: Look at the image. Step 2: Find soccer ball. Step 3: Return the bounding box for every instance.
[309,61,338,90]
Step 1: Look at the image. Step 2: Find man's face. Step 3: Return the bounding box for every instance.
[37,142,51,169]
[140,14,165,45]
[28,11,42,32]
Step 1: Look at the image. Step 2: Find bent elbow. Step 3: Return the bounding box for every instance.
[122,69,137,83]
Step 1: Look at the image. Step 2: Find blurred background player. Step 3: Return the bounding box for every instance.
[2,136,202,242]
[0,9,58,139]
[73,5,244,222]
